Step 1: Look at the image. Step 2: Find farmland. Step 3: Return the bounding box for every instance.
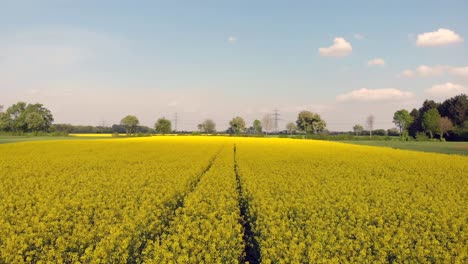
[0,137,467,263]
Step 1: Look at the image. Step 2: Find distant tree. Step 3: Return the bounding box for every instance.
[0,112,10,131]
[5,102,28,133]
[393,109,413,135]
[353,124,364,136]
[387,128,400,137]
[366,115,375,138]
[25,112,46,135]
[437,117,454,140]
[229,116,246,134]
[252,119,262,134]
[0,102,54,133]
[197,119,216,134]
[262,114,273,134]
[420,99,440,114]
[286,122,297,134]
[111,124,127,134]
[438,94,467,127]
[25,103,54,132]
[408,108,422,138]
[155,118,172,134]
[138,125,154,134]
[121,115,139,135]
[296,111,326,134]
[373,129,387,136]
[422,108,441,139]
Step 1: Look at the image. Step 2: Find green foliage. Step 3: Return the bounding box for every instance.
[373,129,386,136]
[393,109,413,135]
[229,116,246,134]
[438,94,467,126]
[252,119,262,134]
[286,122,297,134]
[155,118,172,134]
[422,108,441,139]
[0,102,54,134]
[120,115,140,135]
[296,111,326,134]
[353,124,364,135]
[415,132,429,141]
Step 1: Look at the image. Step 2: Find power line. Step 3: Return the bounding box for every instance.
[272,108,280,133]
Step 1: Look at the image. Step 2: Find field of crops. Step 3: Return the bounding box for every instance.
[0,136,467,263]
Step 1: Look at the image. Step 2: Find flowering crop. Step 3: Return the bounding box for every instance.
[0,136,466,262]
[235,138,468,263]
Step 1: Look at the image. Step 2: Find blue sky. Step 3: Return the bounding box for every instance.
[1,0,467,131]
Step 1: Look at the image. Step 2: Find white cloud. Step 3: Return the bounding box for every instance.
[319,37,352,57]
[416,28,463,47]
[401,65,468,78]
[354,33,364,40]
[337,88,414,102]
[448,66,468,78]
[426,82,468,99]
[402,69,415,77]
[415,65,447,76]
[228,36,237,43]
[367,58,385,66]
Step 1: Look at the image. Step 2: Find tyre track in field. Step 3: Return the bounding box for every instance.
[129,146,224,263]
[234,144,261,264]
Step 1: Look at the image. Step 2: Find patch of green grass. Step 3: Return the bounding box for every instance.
[342,140,468,155]
[0,136,112,144]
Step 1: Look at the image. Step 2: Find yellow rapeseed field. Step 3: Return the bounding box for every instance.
[69,133,121,137]
[0,136,466,263]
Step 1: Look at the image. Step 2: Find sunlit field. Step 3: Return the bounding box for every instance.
[0,137,466,263]
[69,134,120,137]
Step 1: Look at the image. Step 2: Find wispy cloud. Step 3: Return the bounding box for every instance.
[367,58,385,66]
[228,36,237,43]
[337,88,414,102]
[401,65,468,78]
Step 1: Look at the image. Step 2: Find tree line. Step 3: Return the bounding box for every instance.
[2,95,466,141]
[0,102,54,134]
[391,94,467,141]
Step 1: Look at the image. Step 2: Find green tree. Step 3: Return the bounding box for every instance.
[197,119,216,134]
[25,112,46,135]
[296,111,326,134]
[6,102,28,133]
[229,116,246,134]
[286,122,297,134]
[438,94,467,127]
[120,115,139,135]
[353,124,364,136]
[393,109,413,135]
[0,111,10,131]
[25,103,54,132]
[1,102,54,133]
[155,118,172,134]
[408,108,422,138]
[252,119,262,134]
[422,108,441,139]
